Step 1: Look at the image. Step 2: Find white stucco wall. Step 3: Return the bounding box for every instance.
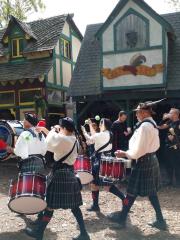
[48,67,54,83]
[103,49,163,88]
[56,59,61,85]
[72,35,81,62]
[55,39,60,55]
[102,0,162,52]
[62,21,70,37]
[62,61,71,87]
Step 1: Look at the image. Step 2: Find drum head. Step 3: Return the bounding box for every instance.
[8,197,47,215]
[0,120,24,161]
[77,172,93,185]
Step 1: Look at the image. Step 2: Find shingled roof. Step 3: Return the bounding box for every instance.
[67,11,180,97]
[67,23,103,97]
[0,14,83,56]
[162,12,180,91]
[0,58,55,81]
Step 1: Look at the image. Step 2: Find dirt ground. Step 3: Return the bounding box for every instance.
[0,164,180,240]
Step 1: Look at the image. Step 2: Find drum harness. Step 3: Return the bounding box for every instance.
[18,129,45,171]
[133,119,158,161]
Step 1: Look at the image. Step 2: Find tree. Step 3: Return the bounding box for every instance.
[165,0,180,11]
[0,0,46,26]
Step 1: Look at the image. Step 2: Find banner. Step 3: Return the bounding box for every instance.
[101,62,166,79]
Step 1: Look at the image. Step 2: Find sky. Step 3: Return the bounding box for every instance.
[28,0,176,36]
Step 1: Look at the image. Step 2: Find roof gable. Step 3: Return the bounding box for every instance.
[95,0,174,39]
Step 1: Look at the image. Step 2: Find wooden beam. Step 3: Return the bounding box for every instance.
[10,80,16,85]
[111,100,125,111]
[129,99,144,114]
[77,101,93,119]
[19,79,26,84]
[1,81,8,86]
[29,78,35,83]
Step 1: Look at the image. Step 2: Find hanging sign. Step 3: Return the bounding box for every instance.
[101,53,166,79]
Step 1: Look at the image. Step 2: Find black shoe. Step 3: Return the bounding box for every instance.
[30,218,42,226]
[86,205,100,212]
[72,233,90,240]
[25,227,43,240]
[148,220,167,230]
[107,213,126,227]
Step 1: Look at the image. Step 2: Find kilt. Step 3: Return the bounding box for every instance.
[92,155,114,187]
[19,155,45,175]
[47,165,83,209]
[126,153,162,197]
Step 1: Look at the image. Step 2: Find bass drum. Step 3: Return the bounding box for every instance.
[0,120,24,161]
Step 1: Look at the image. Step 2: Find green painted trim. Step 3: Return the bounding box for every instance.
[53,49,57,85]
[72,90,166,101]
[77,101,93,119]
[100,36,103,90]
[10,25,23,38]
[126,99,130,126]
[129,99,144,114]
[71,31,82,42]
[47,103,63,108]
[95,0,129,38]
[0,105,34,109]
[46,82,68,91]
[133,0,173,33]
[73,102,78,127]
[60,33,71,41]
[0,55,53,66]
[162,27,167,85]
[103,84,166,91]
[69,24,73,64]
[113,8,150,51]
[111,100,125,111]
[103,45,163,55]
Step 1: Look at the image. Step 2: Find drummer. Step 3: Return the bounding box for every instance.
[6,113,46,174]
[25,117,90,240]
[81,118,125,212]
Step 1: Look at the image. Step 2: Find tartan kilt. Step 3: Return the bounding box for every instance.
[92,156,114,187]
[46,167,83,209]
[126,153,162,197]
[20,156,45,175]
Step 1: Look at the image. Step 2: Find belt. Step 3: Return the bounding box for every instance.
[138,152,156,161]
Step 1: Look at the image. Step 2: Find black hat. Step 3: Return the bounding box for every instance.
[133,99,166,115]
[59,117,75,127]
[25,113,38,126]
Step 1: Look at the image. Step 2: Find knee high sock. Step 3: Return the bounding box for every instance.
[109,185,125,201]
[37,209,54,234]
[120,195,136,220]
[72,207,88,236]
[38,211,43,220]
[92,190,99,207]
[149,195,164,221]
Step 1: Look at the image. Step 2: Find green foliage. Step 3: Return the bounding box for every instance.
[33,95,47,118]
[0,0,46,26]
[165,0,180,11]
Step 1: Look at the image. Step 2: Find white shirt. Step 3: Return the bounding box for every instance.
[84,130,112,152]
[125,117,160,160]
[45,130,78,165]
[14,127,46,159]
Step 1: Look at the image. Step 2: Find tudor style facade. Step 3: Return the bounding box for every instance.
[67,0,180,130]
[0,14,82,127]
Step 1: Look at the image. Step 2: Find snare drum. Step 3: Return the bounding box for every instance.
[74,155,93,184]
[7,172,47,215]
[99,157,125,181]
[0,120,24,161]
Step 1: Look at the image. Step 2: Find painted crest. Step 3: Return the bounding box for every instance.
[126,31,137,48]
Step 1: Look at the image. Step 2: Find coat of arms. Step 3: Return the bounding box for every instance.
[126,30,137,48]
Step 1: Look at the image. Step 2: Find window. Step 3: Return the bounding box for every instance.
[19,88,41,105]
[11,38,23,58]
[0,91,15,106]
[61,38,70,59]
